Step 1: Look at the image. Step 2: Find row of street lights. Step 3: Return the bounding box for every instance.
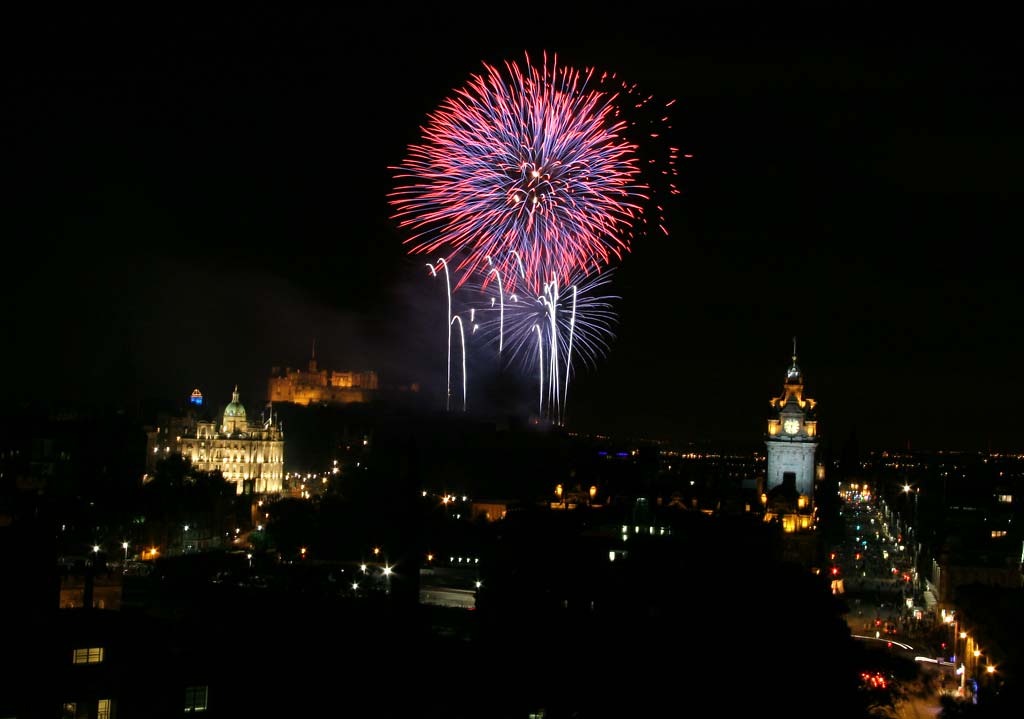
[90,541,161,563]
[91,542,131,562]
[943,610,997,698]
[91,521,199,563]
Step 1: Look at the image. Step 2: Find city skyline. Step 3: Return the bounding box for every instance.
[4,9,1024,451]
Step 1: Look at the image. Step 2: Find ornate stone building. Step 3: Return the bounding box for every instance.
[763,343,819,532]
[268,351,378,406]
[147,387,284,495]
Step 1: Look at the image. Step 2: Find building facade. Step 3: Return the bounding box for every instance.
[268,353,379,406]
[146,387,284,495]
[764,346,819,532]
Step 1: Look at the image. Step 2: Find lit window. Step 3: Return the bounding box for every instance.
[185,685,208,712]
[997,494,1012,503]
[98,698,112,719]
[73,647,104,664]
[991,530,1008,538]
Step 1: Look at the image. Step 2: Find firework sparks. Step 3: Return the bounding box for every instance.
[426,259,454,411]
[473,263,618,424]
[397,52,681,419]
[391,51,652,294]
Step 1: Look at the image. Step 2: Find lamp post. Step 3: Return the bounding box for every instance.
[955,628,968,695]
[902,484,920,596]
[957,628,966,661]
[182,524,190,555]
[901,484,917,534]
[971,647,982,698]
[121,541,129,563]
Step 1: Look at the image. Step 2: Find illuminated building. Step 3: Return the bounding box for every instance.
[268,348,379,406]
[147,387,284,495]
[764,343,818,532]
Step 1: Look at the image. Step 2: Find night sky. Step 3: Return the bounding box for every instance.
[4,9,1023,452]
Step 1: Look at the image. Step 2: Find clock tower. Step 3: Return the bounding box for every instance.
[765,342,818,504]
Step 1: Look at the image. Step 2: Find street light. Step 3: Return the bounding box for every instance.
[901,484,920,595]
[901,484,919,532]
[121,541,129,563]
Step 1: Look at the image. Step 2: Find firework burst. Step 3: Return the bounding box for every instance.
[396,51,683,420]
[391,52,653,294]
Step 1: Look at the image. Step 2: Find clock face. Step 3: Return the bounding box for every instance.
[784,419,800,435]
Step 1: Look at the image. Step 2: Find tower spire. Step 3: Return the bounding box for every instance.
[785,339,802,383]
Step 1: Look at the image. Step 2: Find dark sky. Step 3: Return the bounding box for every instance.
[4,9,1023,452]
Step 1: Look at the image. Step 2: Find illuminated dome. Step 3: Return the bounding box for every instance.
[224,387,247,418]
[222,386,249,434]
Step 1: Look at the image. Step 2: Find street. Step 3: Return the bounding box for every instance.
[836,492,949,717]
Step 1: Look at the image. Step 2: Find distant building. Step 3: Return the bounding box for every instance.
[146,387,284,495]
[268,350,379,406]
[471,500,515,522]
[145,414,192,475]
[419,566,478,609]
[763,343,818,533]
[59,565,123,610]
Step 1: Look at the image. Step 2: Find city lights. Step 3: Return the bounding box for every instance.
[7,19,1022,719]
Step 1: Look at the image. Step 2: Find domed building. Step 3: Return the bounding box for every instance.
[222,386,248,435]
[176,386,285,495]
